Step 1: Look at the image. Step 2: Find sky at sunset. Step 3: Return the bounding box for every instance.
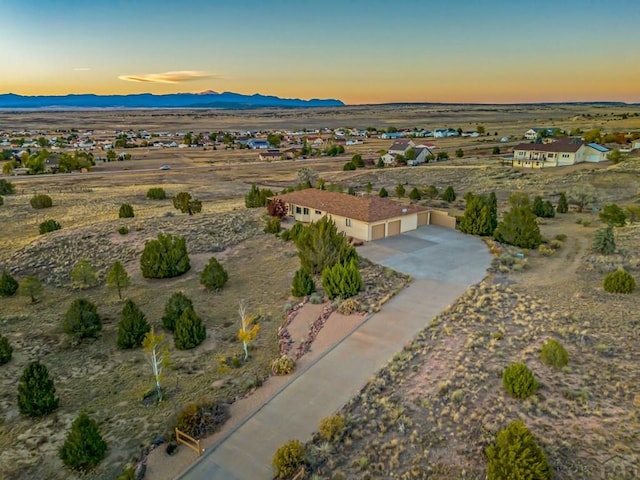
[1,0,639,104]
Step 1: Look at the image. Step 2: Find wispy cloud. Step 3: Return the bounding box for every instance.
[73,67,91,71]
[117,70,219,84]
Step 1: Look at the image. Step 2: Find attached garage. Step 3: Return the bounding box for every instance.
[417,212,429,226]
[387,220,401,236]
[585,154,601,163]
[371,223,385,240]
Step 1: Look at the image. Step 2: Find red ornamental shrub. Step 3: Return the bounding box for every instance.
[267,198,287,218]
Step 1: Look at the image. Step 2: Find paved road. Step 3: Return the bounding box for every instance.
[178,226,491,479]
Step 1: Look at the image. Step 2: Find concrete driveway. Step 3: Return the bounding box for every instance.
[178,226,491,480]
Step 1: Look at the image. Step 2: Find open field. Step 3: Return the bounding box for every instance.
[1,104,640,479]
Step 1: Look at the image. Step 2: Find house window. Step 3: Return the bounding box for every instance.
[315,210,322,215]
[346,218,352,227]
[562,154,569,158]
[303,208,309,215]
[295,206,301,214]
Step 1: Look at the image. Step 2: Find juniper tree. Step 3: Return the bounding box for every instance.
[18,360,59,417]
[162,292,194,331]
[200,257,228,291]
[106,261,131,300]
[63,298,102,339]
[117,300,151,349]
[59,412,107,472]
[0,270,19,297]
[174,307,206,350]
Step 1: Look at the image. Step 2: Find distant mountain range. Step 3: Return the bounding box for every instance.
[0,91,345,109]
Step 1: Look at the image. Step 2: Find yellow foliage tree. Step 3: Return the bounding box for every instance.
[142,328,170,402]
[237,301,260,361]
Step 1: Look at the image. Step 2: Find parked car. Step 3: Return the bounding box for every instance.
[159,165,171,170]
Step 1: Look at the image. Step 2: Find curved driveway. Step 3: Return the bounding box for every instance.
[179,226,491,479]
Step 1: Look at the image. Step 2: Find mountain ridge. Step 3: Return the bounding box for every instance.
[0,92,345,109]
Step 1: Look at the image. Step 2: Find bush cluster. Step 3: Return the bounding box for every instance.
[486,421,551,480]
[162,292,193,332]
[540,339,569,369]
[146,187,166,200]
[318,414,345,442]
[140,233,190,279]
[502,362,538,399]
[532,196,556,218]
[245,184,273,208]
[603,269,636,294]
[495,195,542,249]
[272,439,305,479]
[271,355,295,375]
[119,203,134,218]
[264,216,281,234]
[39,219,61,234]
[30,193,53,209]
[175,400,230,439]
[291,268,315,297]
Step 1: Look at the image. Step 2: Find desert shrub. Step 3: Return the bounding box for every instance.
[39,219,61,234]
[280,229,291,241]
[118,226,129,235]
[0,334,13,365]
[271,355,295,375]
[162,292,193,331]
[267,198,287,218]
[538,244,555,257]
[175,400,230,439]
[343,161,356,171]
[540,339,569,369]
[146,187,166,200]
[295,216,356,274]
[308,292,323,304]
[322,259,362,300]
[592,226,615,254]
[442,186,456,202]
[603,269,636,294]
[264,216,281,234]
[549,239,563,250]
[119,203,134,218]
[59,412,107,472]
[556,192,569,213]
[291,268,315,297]
[0,178,15,195]
[174,307,206,350]
[599,203,627,227]
[30,193,53,209]
[273,439,305,479]
[19,276,43,303]
[337,298,361,315]
[486,421,551,480]
[554,233,567,242]
[63,298,102,339]
[117,300,151,349]
[18,360,59,417]
[173,191,202,215]
[200,257,228,291]
[318,414,345,442]
[140,233,190,279]
[502,362,538,399]
[0,269,19,297]
[71,259,97,288]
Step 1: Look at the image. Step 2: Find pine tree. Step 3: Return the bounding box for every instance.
[494,204,542,249]
[200,257,228,291]
[395,184,406,198]
[106,261,131,300]
[442,186,456,202]
[71,259,97,288]
[459,194,494,236]
[532,196,545,217]
[162,292,194,331]
[17,361,59,417]
[291,268,315,297]
[409,187,421,201]
[140,233,190,279]
[63,298,102,339]
[0,334,13,365]
[592,226,615,254]
[0,269,19,297]
[378,187,388,197]
[19,276,43,303]
[295,216,356,274]
[117,300,151,349]
[174,307,206,350]
[556,192,569,213]
[59,412,107,472]
[322,259,362,300]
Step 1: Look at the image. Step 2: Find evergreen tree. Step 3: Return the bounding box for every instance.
[106,261,131,300]
[486,421,551,480]
[378,187,388,197]
[459,194,495,236]
[140,233,190,279]
[599,203,627,227]
[442,186,456,202]
[200,257,228,290]
[63,298,102,339]
[117,300,151,349]
[295,216,357,274]
[118,203,134,218]
[494,201,542,249]
[0,334,13,365]
[291,268,315,297]
[174,307,206,350]
[172,192,202,215]
[245,184,270,208]
[409,187,421,201]
[19,276,43,303]
[395,184,406,198]
[532,196,545,217]
[488,192,498,230]
[39,219,61,234]
[322,259,362,300]
[556,192,569,213]
[592,226,616,254]
[0,269,19,297]
[17,361,59,417]
[162,292,194,332]
[59,412,107,472]
[71,259,97,288]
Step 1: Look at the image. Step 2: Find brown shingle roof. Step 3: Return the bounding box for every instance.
[514,141,584,153]
[276,189,427,223]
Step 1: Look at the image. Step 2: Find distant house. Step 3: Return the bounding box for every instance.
[247,139,270,149]
[275,189,455,241]
[258,150,282,161]
[524,128,560,140]
[512,139,609,168]
[433,129,458,138]
[408,147,433,166]
[388,139,415,156]
[380,132,404,140]
[304,136,325,147]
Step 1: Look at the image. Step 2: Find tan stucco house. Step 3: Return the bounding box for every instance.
[275,189,455,241]
[512,139,609,168]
